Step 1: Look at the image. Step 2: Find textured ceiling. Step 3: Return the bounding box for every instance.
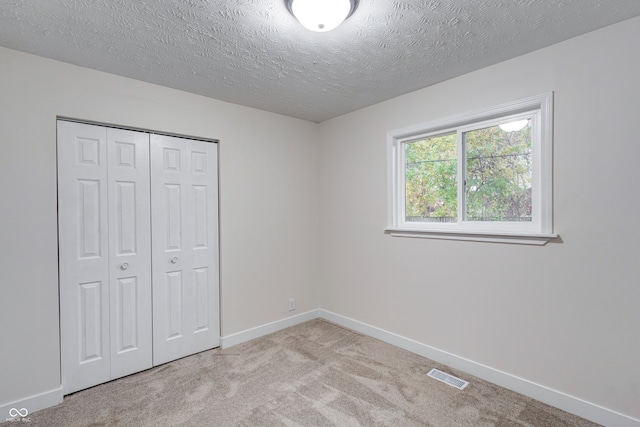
[1,1,639,122]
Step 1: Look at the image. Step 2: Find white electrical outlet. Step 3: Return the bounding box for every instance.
[288,298,296,311]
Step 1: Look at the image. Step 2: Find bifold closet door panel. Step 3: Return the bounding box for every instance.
[58,121,153,394]
[150,134,219,366]
[58,121,112,394]
[106,128,153,380]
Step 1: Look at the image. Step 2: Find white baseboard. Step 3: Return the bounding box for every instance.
[318,309,639,427]
[7,310,637,426]
[220,309,321,349]
[0,386,63,421]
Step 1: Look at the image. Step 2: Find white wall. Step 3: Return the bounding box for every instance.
[318,16,640,420]
[0,46,320,408]
[2,15,639,424]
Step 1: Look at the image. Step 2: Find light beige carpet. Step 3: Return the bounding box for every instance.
[12,319,599,426]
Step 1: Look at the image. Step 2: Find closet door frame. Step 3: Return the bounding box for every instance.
[57,118,220,394]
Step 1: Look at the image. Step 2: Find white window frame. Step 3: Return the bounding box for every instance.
[386,93,556,245]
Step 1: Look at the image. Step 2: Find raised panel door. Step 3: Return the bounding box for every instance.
[150,134,219,366]
[58,121,111,394]
[106,128,153,380]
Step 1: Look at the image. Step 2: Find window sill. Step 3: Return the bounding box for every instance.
[384,228,558,245]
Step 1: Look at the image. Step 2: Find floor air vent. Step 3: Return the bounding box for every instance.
[427,368,469,390]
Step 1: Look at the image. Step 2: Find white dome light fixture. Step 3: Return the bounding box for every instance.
[286,0,359,32]
[499,119,529,132]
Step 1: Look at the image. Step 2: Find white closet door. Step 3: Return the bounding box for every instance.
[58,121,111,393]
[106,128,153,380]
[58,121,153,394]
[150,134,219,366]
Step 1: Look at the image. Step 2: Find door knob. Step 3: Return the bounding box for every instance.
[120,262,129,271]
[170,257,178,264]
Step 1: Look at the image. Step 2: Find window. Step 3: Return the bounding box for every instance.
[386,93,555,245]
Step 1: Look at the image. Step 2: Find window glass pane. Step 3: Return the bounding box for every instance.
[404,133,457,223]
[464,121,532,222]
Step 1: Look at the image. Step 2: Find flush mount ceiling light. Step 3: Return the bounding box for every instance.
[286,0,359,32]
